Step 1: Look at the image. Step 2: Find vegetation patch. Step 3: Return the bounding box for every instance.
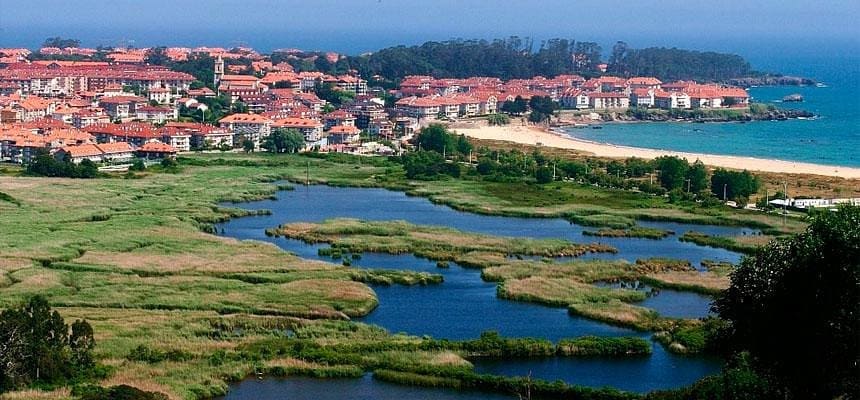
[679,231,759,254]
[633,258,694,273]
[583,226,673,239]
[0,191,21,206]
[557,336,652,356]
[267,218,616,261]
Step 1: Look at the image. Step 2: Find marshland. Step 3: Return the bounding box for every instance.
[0,152,812,399]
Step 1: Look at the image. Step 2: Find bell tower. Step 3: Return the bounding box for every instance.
[214,55,225,88]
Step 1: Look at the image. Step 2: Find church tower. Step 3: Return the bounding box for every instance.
[213,55,225,89]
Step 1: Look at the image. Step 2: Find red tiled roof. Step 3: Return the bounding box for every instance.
[272,117,322,128]
[137,141,177,153]
[218,113,272,124]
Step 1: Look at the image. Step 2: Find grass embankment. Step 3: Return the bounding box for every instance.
[483,257,721,341]
[679,231,764,255]
[266,218,616,261]
[583,226,673,239]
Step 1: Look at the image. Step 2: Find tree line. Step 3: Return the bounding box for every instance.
[337,38,759,83]
[342,37,603,81]
[401,125,760,205]
[25,150,99,179]
[0,296,97,391]
[606,41,756,82]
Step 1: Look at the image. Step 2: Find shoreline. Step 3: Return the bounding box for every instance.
[453,125,860,180]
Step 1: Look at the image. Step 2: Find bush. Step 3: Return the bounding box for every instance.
[126,345,193,363]
[129,159,146,171]
[535,166,554,183]
[557,336,652,356]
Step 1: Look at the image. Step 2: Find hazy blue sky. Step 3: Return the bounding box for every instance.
[1,0,857,56]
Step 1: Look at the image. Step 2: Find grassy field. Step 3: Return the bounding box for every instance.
[0,160,421,398]
[0,151,793,398]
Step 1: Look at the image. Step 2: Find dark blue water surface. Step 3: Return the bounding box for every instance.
[215,185,734,394]
[219,375,516,400]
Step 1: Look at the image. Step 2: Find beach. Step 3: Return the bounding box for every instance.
[453,125,860,180]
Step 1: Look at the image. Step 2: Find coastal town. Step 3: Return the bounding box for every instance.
[0,45,755,165]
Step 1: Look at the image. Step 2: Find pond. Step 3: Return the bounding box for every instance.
[217,184,733,394]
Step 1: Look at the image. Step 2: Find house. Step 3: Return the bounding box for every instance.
[271,117,324,143]
[347,100,386,129]
[588,92,630,110]
[158,126,192,152]
[393,117,419,136]
[148,87,173,104]
[334,75,368,95]
[368,119,394,139]
[654,91,691,109]
[560,89,589,109]
[136,141,177,160]
[323,110,356,130]
[218,113,272,149]
[55,142,135,164]
[470,92,499,115]
[626,77,662,91]
[84,122,161,147]
[163,122,232,150]
[98,96,148,120]
[72,108,111,128]
[135,106,178,124]
[630,88,655,107]
[327,125,361,144]
[186,87,216,98]
[395,96,441,120]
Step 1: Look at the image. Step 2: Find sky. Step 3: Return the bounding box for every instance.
[1,0,858,58]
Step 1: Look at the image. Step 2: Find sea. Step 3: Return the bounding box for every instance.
[564,53,860,168]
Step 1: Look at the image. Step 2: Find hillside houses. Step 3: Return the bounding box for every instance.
[393,73,749,113]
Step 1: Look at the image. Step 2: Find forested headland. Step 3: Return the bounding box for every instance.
[328,38,784,83]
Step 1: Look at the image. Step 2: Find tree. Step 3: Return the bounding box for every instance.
[25,149,98,179]
[686,160,709,193]
[527,96,558,125]
[535,166,554,183]
[500,96,528,115]
[77,159,99,178]
[42,37,80,49]
[573,41,602,73]
[69,320,95,369]
[262,128,305,153]
[128,159,146,172]
[713,207,860,399]
[314,82,354,107]
[415,124,470,156]
[401,151,459,180]
[487,113,510,126]
[241,138,255,153]
[710,169,760,205]
[607,41,629,76]
[144,47,169,66]
[654,156,690,191]
[0,296,96,391]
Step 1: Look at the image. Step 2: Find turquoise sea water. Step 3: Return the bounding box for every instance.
[564,56,860,167]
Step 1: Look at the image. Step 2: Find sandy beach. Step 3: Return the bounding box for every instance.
[454,125,860,180]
